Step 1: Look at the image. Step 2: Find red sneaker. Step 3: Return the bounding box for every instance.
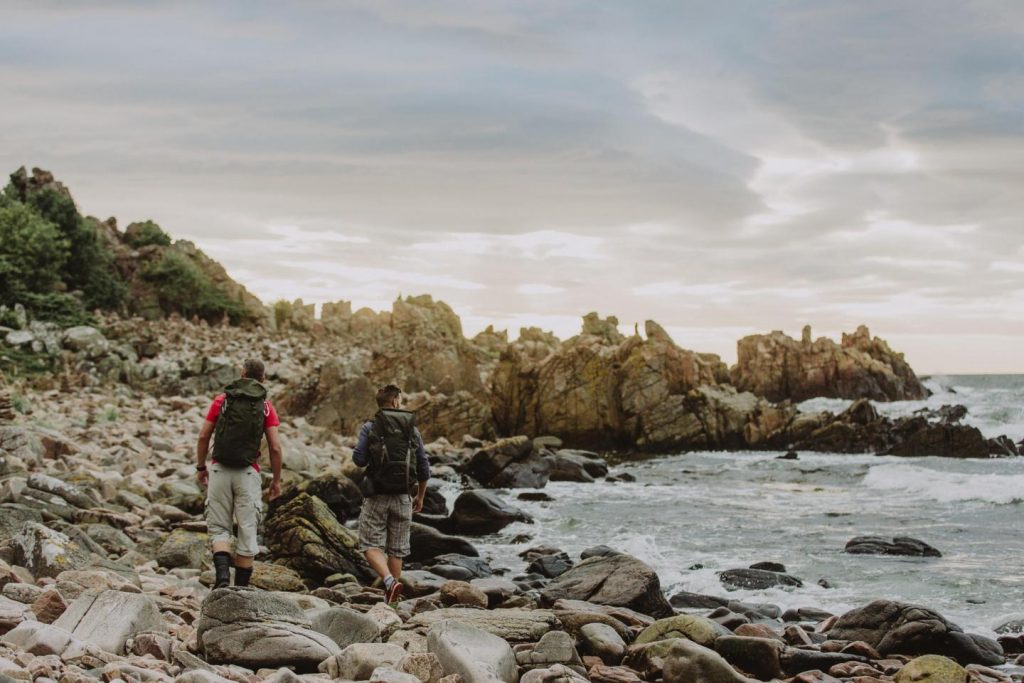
[385,580,403,605]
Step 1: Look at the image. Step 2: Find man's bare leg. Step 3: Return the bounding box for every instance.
[387,556,403,583]
[365,548,392,582]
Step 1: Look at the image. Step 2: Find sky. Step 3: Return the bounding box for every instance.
[1,1,1022,374]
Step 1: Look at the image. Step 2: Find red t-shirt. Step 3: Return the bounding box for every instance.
[205,394,280,471]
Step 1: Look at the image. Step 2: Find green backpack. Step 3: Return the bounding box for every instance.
[366,409,419,495]
[212,378,268,468]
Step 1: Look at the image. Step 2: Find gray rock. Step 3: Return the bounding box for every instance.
[397,652,446,683]
[320,643,406,680]
[409,608,560,643]
[4,330,34,348]
[25,474,99,509]
[371,667,423,683]
[174,672,235,683]
[197,587,341,672]
[2,583,43,605]
[719,568,803,591]
[662,638,751,683]
[520,664,589,683]
[845,536,942,557]
[427,619,518,683]
[0,596,30,634]
[156,529,209,569]
[450,490,533,535]
[539,553,673,618]
[62,326,108,357]
[713,635,784,680]
[54,589,163,655]
[10,523,91,579]
[0,621,87,657]
[310,606,382,648]
[516,630,584,672]
[579,623,627,665]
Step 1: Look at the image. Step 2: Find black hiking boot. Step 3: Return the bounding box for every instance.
[234,565,253,587]
[213,552,232,589]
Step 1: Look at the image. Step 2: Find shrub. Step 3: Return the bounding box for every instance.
[0,202,70,297]
[125,220,172,248]
[141,250,249,324]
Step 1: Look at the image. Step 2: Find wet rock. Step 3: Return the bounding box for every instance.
[780,649,870,675]
[845,536,942,557]
[465,436,533,486]
[713,635,784,680]
[470,578,519,607]
[197,587,341,672]
[828,599,1004,665]
[547,451,608,483]
[427,619,518,683]
[264,492,374,583]
[410,524,480,563]
[527,552,573,579]
[450,490,533,535]
[719,567,803,591]
[783,606,835,623]
[894,655,967,683]
[53,589,162,655]
[310,606,382,648]
[540,553,673,619]
[635,614,729,649]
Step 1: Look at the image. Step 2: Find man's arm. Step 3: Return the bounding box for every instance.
[412,427,430,513]
[196,419,215,486]
[352,422,372,467]
[266,426,283,500]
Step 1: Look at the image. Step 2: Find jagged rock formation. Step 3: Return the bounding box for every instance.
[732,324,928,402]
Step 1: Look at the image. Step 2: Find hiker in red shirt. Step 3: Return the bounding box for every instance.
[195,358,283,589]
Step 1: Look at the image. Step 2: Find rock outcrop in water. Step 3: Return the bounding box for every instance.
[732,324,929,402]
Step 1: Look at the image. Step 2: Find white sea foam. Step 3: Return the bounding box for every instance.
[864,463,1024,504]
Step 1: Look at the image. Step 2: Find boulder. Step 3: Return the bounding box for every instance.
[547,450,608,482]
[845,536,942,557]
[439,581,489,609]
[197,587,341,672]
[310,606,382,648]
[249,562,306,592]
[53,589,163,655]
[828,600,1004,665]
[62,326,108,357]
[661,638,751,683]
[516,630,585,673]
[540,554,673,618]
[520,664,588,683]
[634,614,730,649]
[0,621,88,657]
[450,490,533,535]
[320,643,406,680]
[264,493,374,583]
[719,568,803,591]
[0,597,30,635]
[713,635,784,680]
[527,552,573,579]
[579,623,627,665]
[409,608,560,643]
[410,523,480,563]
[397,652,446,683]
[271,469,364,523]
[894,655,967,683]
[427,619,518,683]
[466,436,533,486]
[157,529,209,569]
[10,523,91,579]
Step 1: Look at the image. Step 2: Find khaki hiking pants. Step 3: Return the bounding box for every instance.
[206,463,262,557]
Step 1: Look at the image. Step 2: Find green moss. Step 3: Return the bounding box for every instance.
[125,220,172,248]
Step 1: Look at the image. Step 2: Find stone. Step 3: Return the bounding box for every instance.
[404,570,451,598]
[588,665,645,683]
[439,581,489,609]
[578,623,627,665]
[29,590,66,624]
[661,638,751,683]
[519,664,588,683]
[408,608,560,643]
[53,589,162,654]
[828,600,1004,665]
[539,553,673,618]
[197,587,341,672]
[310,606,382,648]
[372,667,423,683]
[845,536,942,557]
[156,529,209,569]
[61,326,108,357]
[713,636,784,680]
[264,493,375,583]
[0,621,83,657]
[527,553,573,579]
[450,490,533,535]
[465,436,534,486]
[249,562,306,592]
[0,597,30,635]
[10,523,91,579]
[410,524,480,563]
[894,655,967,683]
[427,619,518,683]
[547,450,608,482]
[367,602,405,640]
[2,583,42,604]
[320,643,407,680]
[634,614,730,649]
[719,567,803,590]
[398,652,446,683]
[516,631,584,672]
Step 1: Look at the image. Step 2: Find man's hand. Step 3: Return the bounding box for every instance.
[412,494,424,514]
[268,479,282,501]
[197,469,209,487]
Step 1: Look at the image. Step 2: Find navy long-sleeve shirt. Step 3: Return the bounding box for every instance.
[353,420,431,482]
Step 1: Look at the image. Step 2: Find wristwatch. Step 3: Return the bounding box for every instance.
[196,464,207,471]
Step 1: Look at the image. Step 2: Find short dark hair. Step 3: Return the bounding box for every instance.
[242,358,266,381]
[376,384,401,408]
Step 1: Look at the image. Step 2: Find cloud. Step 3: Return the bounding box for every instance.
[0,1,1022,372]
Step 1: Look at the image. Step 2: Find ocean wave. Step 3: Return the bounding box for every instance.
[864,463,1024,504]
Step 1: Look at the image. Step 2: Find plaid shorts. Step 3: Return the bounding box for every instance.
[358,494,412,558]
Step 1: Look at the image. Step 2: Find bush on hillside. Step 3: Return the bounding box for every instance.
[0,202,70,302]
[141,250,250,324]
[125,220,172,248]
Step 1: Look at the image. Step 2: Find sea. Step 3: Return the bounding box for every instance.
[459,375,1024,636]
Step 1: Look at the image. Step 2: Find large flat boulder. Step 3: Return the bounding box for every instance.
[539,554,673,619]
[197,587,341,672]
[10,523,91,579]
[408,608,560,643]
[53,589,162,655]
[427,619,518,683]
[310,606,382,648]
